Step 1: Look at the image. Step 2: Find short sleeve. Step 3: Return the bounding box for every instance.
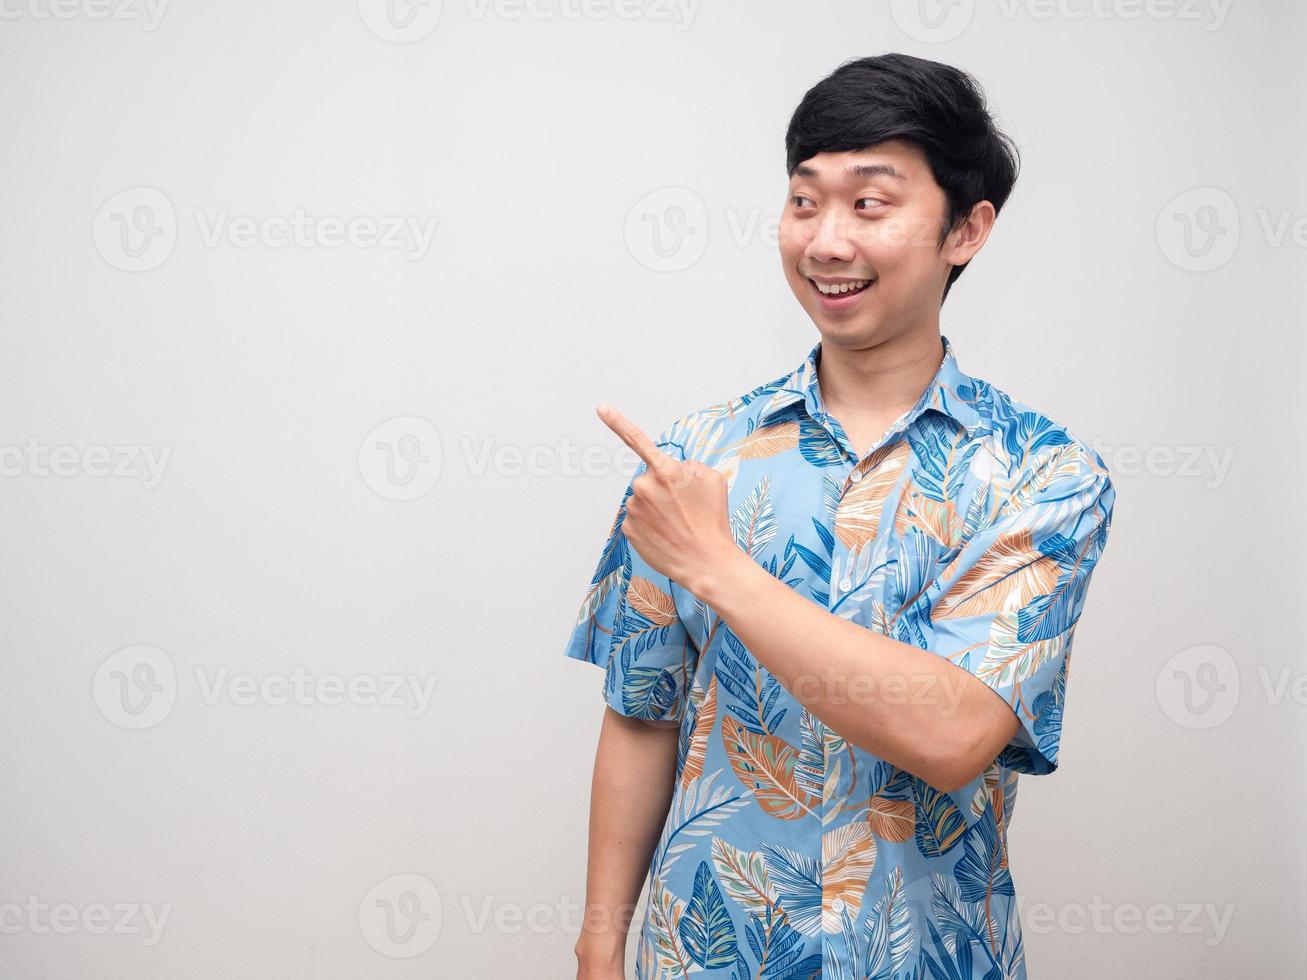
[926,444,1116,775]
[562,453,700,724]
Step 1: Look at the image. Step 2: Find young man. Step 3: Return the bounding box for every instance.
[564,53,1116,980]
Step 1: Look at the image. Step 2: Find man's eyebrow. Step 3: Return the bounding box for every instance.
[791,162,907,181]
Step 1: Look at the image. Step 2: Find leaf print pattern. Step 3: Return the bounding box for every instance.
[679,861,739,968]
[722,715,819,821]
[834,440,911,551]
[679,675,718,791]
[564,335,1116,977]
[868,793,916,845]
[711,837,778,919]
[861,866,914,980]
[931,530,1061,619]
[741,420,801,460]
[822,821,878,931]
[912,779,968,858]
[732,476,779,561]
[764,842,823,938]
[628,575,680,627]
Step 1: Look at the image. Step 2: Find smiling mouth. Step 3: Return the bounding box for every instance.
[810,277,873,294]
[808,277,876,303]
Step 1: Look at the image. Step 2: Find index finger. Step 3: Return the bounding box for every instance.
[596,403,677,477]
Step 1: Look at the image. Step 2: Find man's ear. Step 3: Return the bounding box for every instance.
[943,200,997,269]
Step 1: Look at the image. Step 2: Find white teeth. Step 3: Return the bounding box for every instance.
[813,279,871,295]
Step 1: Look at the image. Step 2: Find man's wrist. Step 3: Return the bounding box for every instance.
[685,544,759,610]
[574,930,626,973]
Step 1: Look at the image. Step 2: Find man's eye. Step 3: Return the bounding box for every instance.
[790,195,884,211]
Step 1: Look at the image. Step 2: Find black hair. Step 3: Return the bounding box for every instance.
[784,53,1020,302]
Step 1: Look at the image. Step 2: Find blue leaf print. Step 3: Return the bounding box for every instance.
[715,626,788,735]
[591,488,632,585]
[793,542,832,585]
[871,760,913,799]
[861,866,914,980]
[953,802,1014,904]
[913,779,967,857]
[922,917,974,980]
[761,843,822,938]
[812,515,835,558]
[621,660,682,718]
[778,532,801,583]
[889,531,946,649]
[741,905,820,978]
[908,415,980,503]
[679,860,739,968]
[1031,658,1069,763]
[1004,410,1071,465]
[798,414,846,467]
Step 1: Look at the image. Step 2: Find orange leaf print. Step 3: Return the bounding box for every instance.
[740,421,800,460]
[721,715,817,820]
[834,440,911,551]
[867,794,915,843]
[932,529,1060,619]
[896,489,963,550]
[822,822,877,931]
[680,676,718,791]
[628,576,679,627]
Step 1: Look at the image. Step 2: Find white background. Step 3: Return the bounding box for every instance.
[0,0,1302,976]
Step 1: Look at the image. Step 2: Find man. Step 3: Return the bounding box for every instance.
[564,53,1116,980]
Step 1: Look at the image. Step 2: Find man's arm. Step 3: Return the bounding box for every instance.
[593,402,1017,794]
[686,553,1018,793]
[594,402,1113,792]
[573,708,679,979]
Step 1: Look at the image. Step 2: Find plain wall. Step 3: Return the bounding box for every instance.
[0,1,1302,976]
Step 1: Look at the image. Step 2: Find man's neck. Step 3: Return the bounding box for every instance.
[816,328,946,422]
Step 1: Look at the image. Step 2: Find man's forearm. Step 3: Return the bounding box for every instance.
[686,549,1018,792]
[575,708,680,972]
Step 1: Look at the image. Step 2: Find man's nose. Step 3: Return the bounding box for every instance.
[805,210,856,263]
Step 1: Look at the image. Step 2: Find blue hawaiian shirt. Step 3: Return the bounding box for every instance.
[564,334,1116,980]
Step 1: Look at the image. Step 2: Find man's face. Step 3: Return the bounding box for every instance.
[779,140,958,346]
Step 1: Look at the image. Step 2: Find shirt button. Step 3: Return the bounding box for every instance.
[832,898,845,913]
[849,469,863,483]
[839,577,852,592]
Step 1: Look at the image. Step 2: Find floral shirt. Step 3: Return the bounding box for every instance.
[563,334,1116,979]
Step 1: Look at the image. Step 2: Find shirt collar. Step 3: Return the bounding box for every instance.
[758,333,985,437]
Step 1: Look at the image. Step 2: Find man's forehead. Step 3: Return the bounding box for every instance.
[790,143,925,182]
